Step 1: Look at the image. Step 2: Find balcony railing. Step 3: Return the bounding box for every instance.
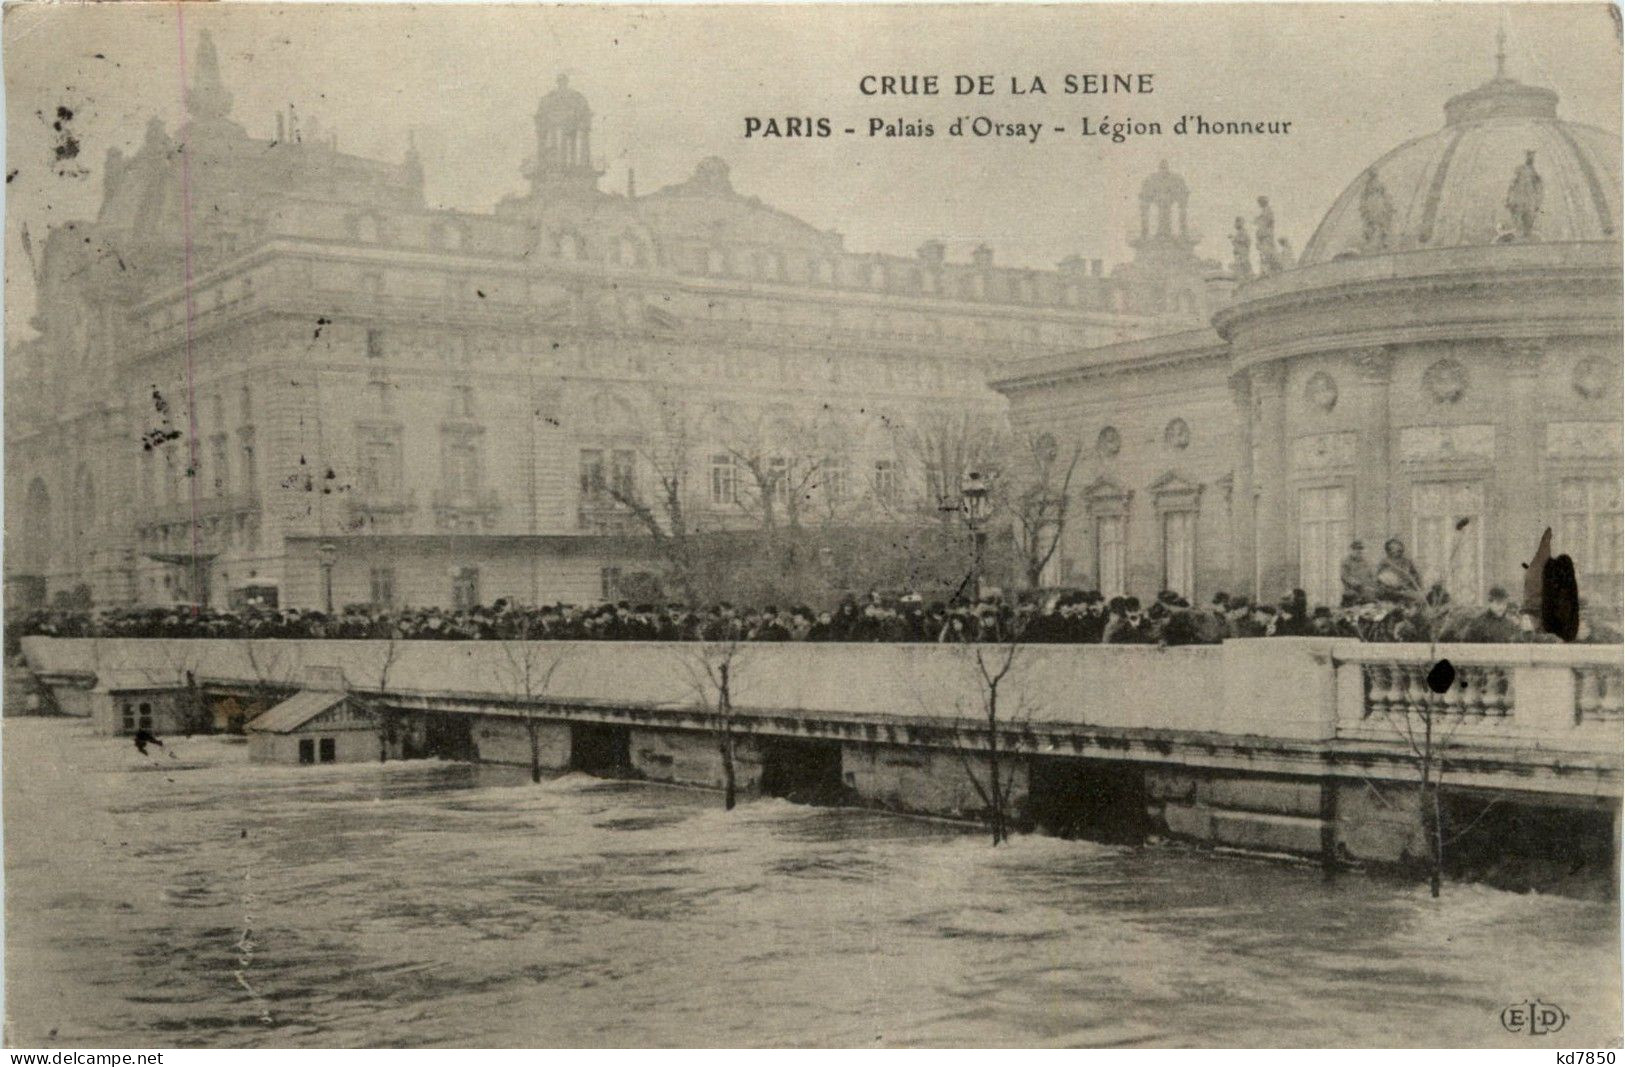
[430,487,501,529]
[346,488,416,516]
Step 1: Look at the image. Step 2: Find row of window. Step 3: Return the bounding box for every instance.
[338,209,1114,311]
[1081,476,1623,607]
[689,245,1124,311]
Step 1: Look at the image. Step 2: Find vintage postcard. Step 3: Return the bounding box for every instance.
[2,1,1621,1051]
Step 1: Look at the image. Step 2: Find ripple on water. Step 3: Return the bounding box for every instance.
[3,717,1619,1048]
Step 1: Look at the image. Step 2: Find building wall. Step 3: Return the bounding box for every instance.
[630,727,764,794]
[1004,347,1237,600]
[471,716,572,770]
[841,742,1029,821]
[93,691,188,737]
[4,49,1215,612]
[247,728,377,765]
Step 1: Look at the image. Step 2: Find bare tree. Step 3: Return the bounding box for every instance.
[591,389,706,602]
[237,638,294,731]
[1359,519,1491,897]
[940,611,1034,845]
[1010,432,1083,590]
[352,621,402,763]
[497,616,571,783]
[676,621,750,810]
[897,408,1009,530]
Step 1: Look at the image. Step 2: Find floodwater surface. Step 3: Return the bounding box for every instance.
[3,718,1619,1047]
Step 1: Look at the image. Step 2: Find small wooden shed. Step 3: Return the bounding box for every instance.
[245,690,376,765]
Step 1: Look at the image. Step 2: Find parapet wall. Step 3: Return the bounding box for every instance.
[21,635,1623,757]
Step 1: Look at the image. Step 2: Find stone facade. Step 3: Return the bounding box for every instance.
[4,32,1213,612]
[996,63,1622,609]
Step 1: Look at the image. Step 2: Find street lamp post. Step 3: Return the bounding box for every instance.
[961,471,990,605]
[317,541,338,614]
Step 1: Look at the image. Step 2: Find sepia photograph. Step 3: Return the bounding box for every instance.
[1,0,1621,1050]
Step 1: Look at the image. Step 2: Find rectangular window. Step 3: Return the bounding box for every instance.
[239,428,257,497]
[1161,510,1196,601]
[369,566,396,610]
[443,437,480,497]
[874,460,899,506]
[1412,481,1484,601]
[710,453,736,507]
[452,566,480,611]
[579,448,605,500]
[298,739,316,765]
[768,456,790,508]
[822,456,848,504]
[121,703,136,732]
[318,738,336,764]
[138,702,153,732]
[358,430,402,497]
[610,449,636,500]
[1095,515,1126,598]
[1558,477,1624,604]
[1298,485,1351,608]
[600,566,622,601]
[211,436,230,497]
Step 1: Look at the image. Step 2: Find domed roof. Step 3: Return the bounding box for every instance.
[1299,66,1619,266]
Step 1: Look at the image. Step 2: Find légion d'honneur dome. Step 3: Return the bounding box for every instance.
[1298,57,1621,266]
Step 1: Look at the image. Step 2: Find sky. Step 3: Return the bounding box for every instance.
[3,2,1620,340]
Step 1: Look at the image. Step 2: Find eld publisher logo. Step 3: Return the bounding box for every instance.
[1502,1000,1568,1036]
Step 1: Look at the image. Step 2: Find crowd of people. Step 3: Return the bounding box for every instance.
[14,581,1615,647]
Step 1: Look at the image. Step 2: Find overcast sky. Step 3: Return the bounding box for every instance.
[4,2,1619,340]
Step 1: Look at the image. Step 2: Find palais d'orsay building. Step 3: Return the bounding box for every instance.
[997,50,1622,613]
[6,32,1621,615]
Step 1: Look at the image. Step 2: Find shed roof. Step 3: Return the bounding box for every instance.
[246,690,348,734]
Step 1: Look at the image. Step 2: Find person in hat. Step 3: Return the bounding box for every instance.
[1375,537,1423,601]
[1341,539,1376,602]
[1462,586,1522,643]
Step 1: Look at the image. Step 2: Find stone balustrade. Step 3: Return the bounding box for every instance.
[1331,642,1622,757]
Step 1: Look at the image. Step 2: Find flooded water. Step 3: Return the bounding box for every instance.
[3,717,1619,1048]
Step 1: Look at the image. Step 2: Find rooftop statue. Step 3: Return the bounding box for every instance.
[1359,169,1394,251]
[1230,216,1252,278]
[1505,149,1544,240]
[1254,196,1279,273]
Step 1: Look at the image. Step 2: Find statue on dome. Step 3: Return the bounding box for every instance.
[1358,169,1394,251]
[1254,196,1280,273]
[1230,217,1253,278]
[1505,149,1543,240]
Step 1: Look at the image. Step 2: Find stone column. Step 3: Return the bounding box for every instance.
[1499,341,1546,586]
[1227,372,1256,598]
[1350,346,1393,551]
[1250,361,1290,601]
